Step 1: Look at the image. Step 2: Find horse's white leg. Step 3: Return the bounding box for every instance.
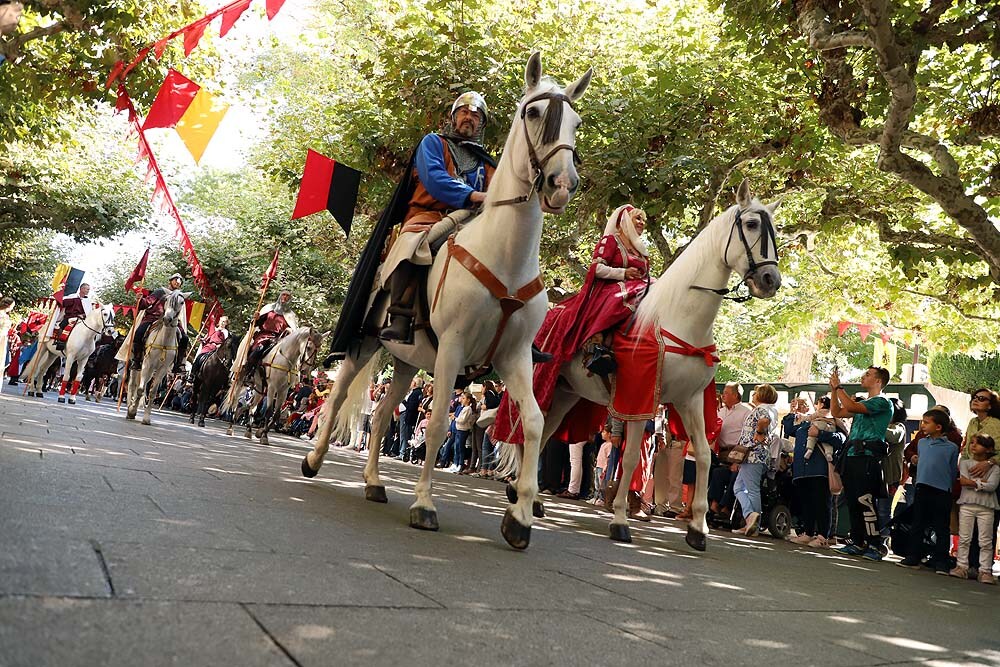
[126,370,139,420]
[672,395,711,551]
[610,420,644,543]
[506,382,581,519]
[410,359,460,531]
[303,344,378,477]
[141,367,157,425]
[245,393,262,438]
[493,350,544,550]
[362,361,416,502]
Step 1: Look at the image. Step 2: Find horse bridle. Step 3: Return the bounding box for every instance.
[492,91,580,207]
[78,308,112,336]
[690,207,778,303]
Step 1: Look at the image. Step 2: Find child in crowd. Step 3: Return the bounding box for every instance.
[950,434,999,584]
[590,428,614,507]
[803,396,842,461]
[410,408,431,465]
[898,409,960,573]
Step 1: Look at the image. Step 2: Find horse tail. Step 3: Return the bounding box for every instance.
[330,352,380,443]
[492,440,522,480]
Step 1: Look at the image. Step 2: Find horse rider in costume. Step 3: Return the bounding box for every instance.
[191,315,230,376]
[54,282,94,350]
[327,92,550,363]
[377,91,497,342]
[131,273,189,373]
[245,289,298,373]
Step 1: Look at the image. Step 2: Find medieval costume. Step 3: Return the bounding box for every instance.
[191,317,230,377]
[491,205,650,445]
[377,91,497,342]
[130,273,188,372]
[245,291,298,371]
[53,285,93,348]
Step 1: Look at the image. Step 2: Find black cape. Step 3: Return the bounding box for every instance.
[326,150,418,362]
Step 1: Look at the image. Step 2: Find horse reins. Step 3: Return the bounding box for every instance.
[492,91,580,207]
[690,207,778,303]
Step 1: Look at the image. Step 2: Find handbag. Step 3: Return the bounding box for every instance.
[476,407,498,428]
[827,459,844,495]
[726,444,751,464]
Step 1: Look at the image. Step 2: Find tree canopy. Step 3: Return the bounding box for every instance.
[3,0,998,382]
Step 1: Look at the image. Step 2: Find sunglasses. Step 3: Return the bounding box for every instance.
[972,395,991,401]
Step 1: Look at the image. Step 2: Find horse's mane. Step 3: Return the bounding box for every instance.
[634,204,741,333]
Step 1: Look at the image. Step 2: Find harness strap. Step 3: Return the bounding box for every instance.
[659,328,720,367]
[432,235,545,374]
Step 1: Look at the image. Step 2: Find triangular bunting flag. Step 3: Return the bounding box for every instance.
[175,89,229,164]
[153,37,170,59]
[266,0,288,20]
[857,324,873,341]
[220,0,253,37]
[143,69,200,130]
[183,18,211,56]
[836,321,851,337]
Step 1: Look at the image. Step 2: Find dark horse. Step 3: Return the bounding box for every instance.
[81,335,125,403]
[189,335,238,428]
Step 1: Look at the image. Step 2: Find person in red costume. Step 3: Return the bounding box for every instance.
[191,315,230,376]
[534,204,650,402]
[130,274,188,372]
[246,290,298,371]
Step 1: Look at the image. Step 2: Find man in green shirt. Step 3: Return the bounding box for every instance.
[829,366,893,561]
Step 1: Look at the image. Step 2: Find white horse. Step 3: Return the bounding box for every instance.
[301,52,592,550]
[57,303,116,404]
[521,180,782,550]
[126,290,187,425]
[224,327,324,445]
[22,304,116,400]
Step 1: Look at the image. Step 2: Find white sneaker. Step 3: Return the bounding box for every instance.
[446,464,461,473]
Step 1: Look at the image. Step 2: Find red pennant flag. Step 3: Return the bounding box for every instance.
[125,248,150,294]
[183,18,210,56]
[261,247,280,291]
[836,321,851,337]
[142,69,200,130]
[220,0,253,37]
[105,60,125,90]
[857,324,873,341]
[880,330,891,344]
[153,37,170,59]
[266,0,287,20]
[291,149,362,236]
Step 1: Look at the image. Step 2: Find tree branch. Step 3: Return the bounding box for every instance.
[901,288,999,322]
[796,1,875,50]
[0,20,66,61]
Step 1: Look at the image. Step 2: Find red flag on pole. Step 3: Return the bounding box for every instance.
[125,248,150,293]
[261,247,279,291]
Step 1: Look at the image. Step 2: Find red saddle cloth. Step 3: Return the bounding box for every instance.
[608,324,722,440]
[55,322,76,343]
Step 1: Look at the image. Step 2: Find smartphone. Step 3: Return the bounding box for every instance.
[832,365,839,376]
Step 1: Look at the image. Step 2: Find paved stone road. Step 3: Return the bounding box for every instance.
[1,382,998,666]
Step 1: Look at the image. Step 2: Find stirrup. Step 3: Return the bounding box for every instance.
[378,314,414,344]
[584,343,616,377]
[531,345,553,363]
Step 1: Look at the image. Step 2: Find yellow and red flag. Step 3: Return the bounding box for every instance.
[142,69,228,164]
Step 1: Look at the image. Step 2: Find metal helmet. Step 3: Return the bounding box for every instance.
[450,91,488,123]
[168,273,183,284]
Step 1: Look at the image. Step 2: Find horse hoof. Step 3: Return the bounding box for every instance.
[125,414,135,421]
[85,396,92,402]
[685,526,707,552]
[57,396,65,403]
[533,500,545,518]
[141,418,151,426]
[198,420,205,428]
[68,398,75,405]
[505,483,518,504]
[301,457,319,478]
[365,485,388,503]
[501,508,531,550]
[189,415,195,424]
[409,507,439,531]
[609,523,632,543]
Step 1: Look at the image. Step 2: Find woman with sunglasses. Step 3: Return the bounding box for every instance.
[960,388,1000,578]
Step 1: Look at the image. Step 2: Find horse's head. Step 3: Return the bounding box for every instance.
[163,290,189,328]
[299,328,326,375]
[723,179,782,299]
[504,52,592,214]
[100,303,116,336]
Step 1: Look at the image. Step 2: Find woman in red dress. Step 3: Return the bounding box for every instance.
[532,204,651,411]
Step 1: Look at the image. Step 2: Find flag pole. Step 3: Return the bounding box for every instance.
[20,299,59,396]
[185,300,217,365]
[116,286,145,411]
